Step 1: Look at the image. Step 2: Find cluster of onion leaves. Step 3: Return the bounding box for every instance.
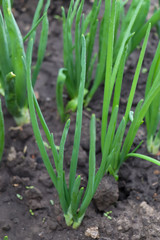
[144,41,160,155]
[56,0,101,121]
[86,0,160,106]
[27,25,160,230]
[56,0,160,121]
[0,99,4,161]
[27,35,100,228]
[0,0,50,126]
[100,1,160,179]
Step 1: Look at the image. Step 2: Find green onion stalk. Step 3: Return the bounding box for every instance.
[0,0,13,5]
[0,0,50,126]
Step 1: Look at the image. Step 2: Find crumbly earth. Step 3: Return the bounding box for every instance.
[0,1,160,239]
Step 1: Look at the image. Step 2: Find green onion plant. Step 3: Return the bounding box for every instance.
[0,99,4,161]
[26,0,160,229]
[56,0,101,121]
[27,35,97,228]
[144,41,160,154]
[57,0,160,121]
[86,0,160,106]
[27,18,160,228]
[0,0,50,125]
[100,1,160,179]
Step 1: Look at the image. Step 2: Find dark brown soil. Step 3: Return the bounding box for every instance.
[0,1,160,240]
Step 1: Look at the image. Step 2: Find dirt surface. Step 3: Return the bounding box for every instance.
[0,1,160,240]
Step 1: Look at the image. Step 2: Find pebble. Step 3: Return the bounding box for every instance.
[38,173,53,188]
[117,217,132,232]
[139,201,155,216]
[85,226,100,239]
[2,222,11,231]
[25,187,43,200]
[48,219,58,230]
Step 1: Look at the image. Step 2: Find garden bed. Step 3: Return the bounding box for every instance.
[0,0,160,239]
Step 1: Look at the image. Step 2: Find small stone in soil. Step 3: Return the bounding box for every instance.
[138,201,155,216]
[48,219,58,230]
[38,173,53,188]
[27,199,45,210]
[117,217,132,232]
[7,146,17,163]
[25,187,43,200]
[2,222,11,231]
[85,226,100,239]
[13,218,19,224]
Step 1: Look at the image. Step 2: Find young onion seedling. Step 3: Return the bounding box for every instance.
[0,0,50,125]
[27,34,116,228]
[27,35,96,228]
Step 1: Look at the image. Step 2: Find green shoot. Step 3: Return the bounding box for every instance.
[0,0,50,125]
[16,194,23,200]
[3,237,8,240]
[29,209,35,216]
[104,211,112,220]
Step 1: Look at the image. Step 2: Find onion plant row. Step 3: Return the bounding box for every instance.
[0,0,160,230]
[56,0,160,121]
[0,0,50,126]
[27,11,160,228]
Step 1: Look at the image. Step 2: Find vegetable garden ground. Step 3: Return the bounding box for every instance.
[0,0,160,239]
